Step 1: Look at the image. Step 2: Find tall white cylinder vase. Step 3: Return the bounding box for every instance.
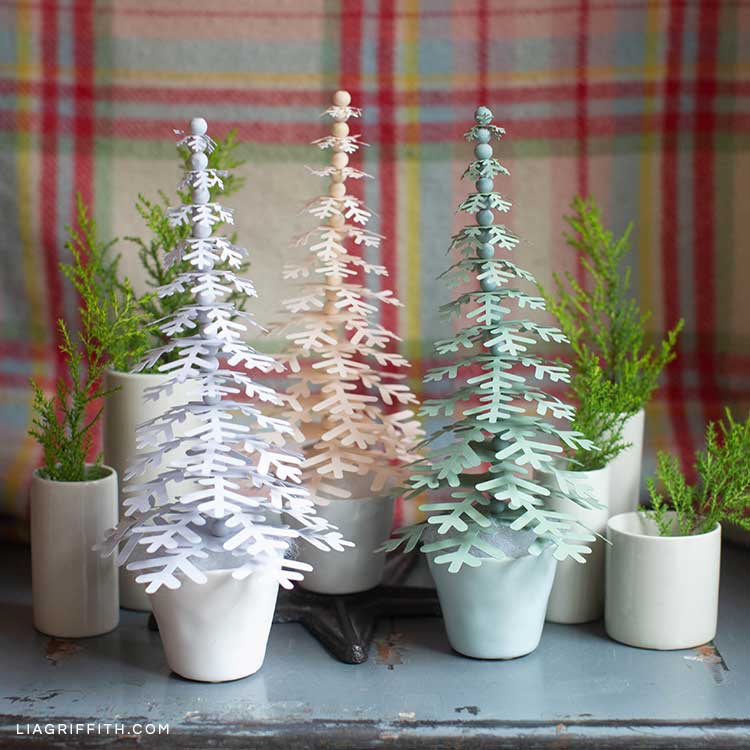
[429,545,558,659]
[546,465,610,624]
[607,408,645,518]
[30,466,119,638]
[605,511,721,650]
[149,568,279,682]
[296,493,395,594]
[103,369,198,611]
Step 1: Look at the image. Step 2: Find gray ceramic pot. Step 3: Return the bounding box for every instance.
[428,545,558,659]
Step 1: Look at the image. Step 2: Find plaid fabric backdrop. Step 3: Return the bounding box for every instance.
[1,0,749,536]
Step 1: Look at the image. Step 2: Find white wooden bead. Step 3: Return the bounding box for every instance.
[332,121,349,138]
[193,221,212,239]
[193,187,210,204]
[191,152,208,170]
[329,182,346,199]
[332,152,349,169]
[333,90,351,107]
[190,117,208,136]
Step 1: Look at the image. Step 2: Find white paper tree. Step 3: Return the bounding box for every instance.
[383,106,600,572]
[99,118,350,593]
[273,91,422,504]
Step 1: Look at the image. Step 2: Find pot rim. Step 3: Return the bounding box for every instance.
[556,464,611,478]
[32,464,115,486]
[608,511,720,542]
[104,367,172,381]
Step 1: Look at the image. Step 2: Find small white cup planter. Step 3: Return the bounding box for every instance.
[605,511,721,650]
[607,408,645,518]
[296,493,395,595]
[103,369,197,611]
[546,465,610,624]
[30,466,119,638]
[428,545,558,659]
[149,567,280,682]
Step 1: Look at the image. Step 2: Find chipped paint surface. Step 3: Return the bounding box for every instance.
[44,639,82,666]
[684,642,729,685]
[374,632,405,670]
[455,706,480,716]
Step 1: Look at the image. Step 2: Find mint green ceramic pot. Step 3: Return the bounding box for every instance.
[428,545,558,659]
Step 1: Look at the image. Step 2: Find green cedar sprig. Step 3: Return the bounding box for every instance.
[568,349,631,471]
[644,410,750,536]
[541,197,684,417]
[29,202,143,482]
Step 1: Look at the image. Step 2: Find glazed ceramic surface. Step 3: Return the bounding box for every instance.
[30,466,119,638]
[605,511,721,650]
[546,466,610,624]
[607,409,645,518]
[103,370,198,611]
[428,545,558,659]
[149,567,279,682]
[295,492,395,594]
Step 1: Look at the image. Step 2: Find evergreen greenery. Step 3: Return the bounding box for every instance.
[568,350,631,471]
[644,410,750,536]
[385,107,599,571]
[541,197,683,418]
[29,201,143,482]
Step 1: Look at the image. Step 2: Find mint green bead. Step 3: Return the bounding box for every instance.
[476,178,493,193]
[475,143,492,160]
[477,243,495,259]
[477,209,494,226]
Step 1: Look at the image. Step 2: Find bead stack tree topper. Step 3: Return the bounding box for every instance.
[99,117,348,593]
[384,107,599,570]
[274,90,422,504]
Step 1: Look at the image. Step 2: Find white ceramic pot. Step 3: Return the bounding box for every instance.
[296,493,395,594]
[30,466,119,638]
[428,545,558,659]
[607,408,645,518]
[103,369,198,611]
[149,568,279,682]
[546,465,610,624]
[605,511,721,650]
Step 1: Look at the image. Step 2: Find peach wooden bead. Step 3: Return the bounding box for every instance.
[331,152,349,169]
[333,90,352,107]
[331,172,345,183]
[324,302,338,315]
[330,182,346,199]
[328,274,344,286]
[329,214,345,228]
[332,121,349,138]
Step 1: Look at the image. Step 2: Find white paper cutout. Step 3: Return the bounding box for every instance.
[99,118,351,592]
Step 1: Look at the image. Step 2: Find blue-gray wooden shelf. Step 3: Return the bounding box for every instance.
[1,541,749,749]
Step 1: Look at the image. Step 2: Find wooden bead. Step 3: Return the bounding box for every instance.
[332,152,349,169]
[333,90,352,107]
[328,274,343,286]
[190,117,208,136]
[324,302,338,315]
[331,171,345,183]
[329,213,345,228]
[329,182,346,199]
[332,121,349,138]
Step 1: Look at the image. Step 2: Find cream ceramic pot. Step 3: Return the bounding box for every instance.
[605,511,721,650]
[546,465,610,624]
[607,409,645,518]
[429,545,558,660]
[30,466,119,638]
[103,369,198,611]
[149,568,279,682]
[296,493,395,594]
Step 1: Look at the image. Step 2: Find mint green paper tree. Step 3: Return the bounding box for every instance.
[384,107,599,571]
